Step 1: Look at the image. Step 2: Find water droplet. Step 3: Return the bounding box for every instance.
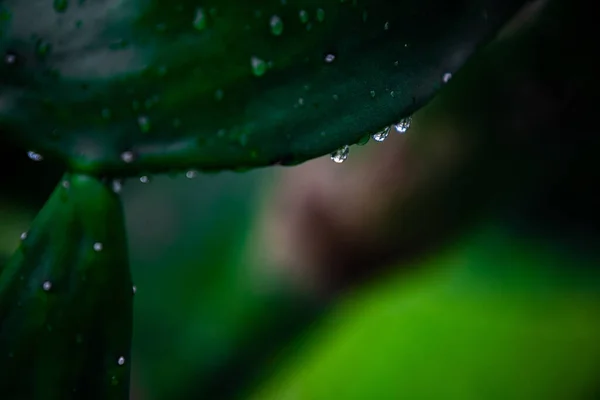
[330,145,350,164]
[139,176,150,184]
[332,94,339,101]
[137,116,151,133]
[27,151,43,162]
[117,356,125,365]
[394,116,412,133]
[384,21,390,30]
[297,97,304,106]
[443,72,453,83]
[370,90,376,98]
[324,54,336,63]
[42,281,52,291]
[61,180,70,189]
[269,15,283,36]
[316,8,325,22]
[372,127,390,142]
[393,61,399,67]
[186,170,197,179]
[111,179,124,193]
[132,285,137,295]
[20,232,27,240]
[4,53,16,65]
[111,376,119,386]
[35,40,51,58]
[193,8,207,30]
[250,56,267,77]
[120,151,135,163]
[53,0,68,12]
[299,10,309,24]
[93,242,103,252]
[214,89,224,101]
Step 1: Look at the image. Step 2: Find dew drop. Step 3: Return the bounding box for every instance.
[316,8,325,22]
[61,180,70,189]
[137,115,151,133]
[269,15,284,36]
[53,0,68,12]
[120,151,135,163]
[139,176,150,184]
[132,285,137,295]
[443,72,453,83]
[370,90,376,99]
[117,356,125,366]
[42,281,52,291]
[384,21,390,30]
[324,54,336,63]
[93,242,103,252]
[186,170,197,179]
[4,53,16,65]
[372,127,390,142]
[27,151,43,162]
[20,232,27,240]
[193,8,207,30]
[394,116,412,134]
[330,145,350,164]
[299,10,309,24]
[332,94,339,101]
[111,179,124,194]
[250,56,267,77]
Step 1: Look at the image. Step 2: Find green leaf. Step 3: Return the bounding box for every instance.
[0,0,526,176]
[250,225,600,400]
[0,174,133,400]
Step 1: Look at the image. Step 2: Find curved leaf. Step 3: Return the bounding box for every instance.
[0,0,526,175]
[0,174,133,399]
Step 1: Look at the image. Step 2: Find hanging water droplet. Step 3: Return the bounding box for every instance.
[269,15,284,36]
[20,232,27,240]
[53,0,68,12]
[370,90,376,98]
[394,116,412,133]
[324,54,336,63]
[193,8,207,30]
[330,145,350,164]
[132,285,137,295]
[93,242,103,252]
[297,97,304,107]
[4,53,16,65]
[27,151,43,162]
[384,21,390,30]
[120,151,135,163]
[137,115,151,133]
[332,94,339,101]
[390,91,396,98]
[316,8,325,22]
[443,72,453,83]
[372,127,390,142]
[139,176,150,184]
[42,281,52,291]
[111,179,124,194]
[299,10,309,23]
[186,170,197,179]
[61,180,70,189]
[117,356,125,366]
[250,56,267,77]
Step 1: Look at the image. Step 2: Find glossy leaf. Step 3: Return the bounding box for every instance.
[0,174,132,399]
[0,0,526,176]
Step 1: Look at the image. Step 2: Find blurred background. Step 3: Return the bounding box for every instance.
[1,0,600,399]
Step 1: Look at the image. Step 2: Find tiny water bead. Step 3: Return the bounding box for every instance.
[120,151,135,163]
[139,176,150,184]
[111,179,124,194]
[93,242,103,252]
[193,8,207,31]
[137,115,151,133]
[4,53,16,65]
[61,180,70,189]
[330,145,350,164]
[42,281,52,291]
[20,232,27,240]
[370,90,376,98]
[299,10,309,24]
[117,356,125,366]
[132,285,137,295]
[443,72,453,83]
[394,116,412,133]
[324,54,336,63]
[186,170,197,179]
[250,56,267,77]
[372,127,390,142]
[27,151,43,162]
[316,8,325,22]
[269,15,283,36]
